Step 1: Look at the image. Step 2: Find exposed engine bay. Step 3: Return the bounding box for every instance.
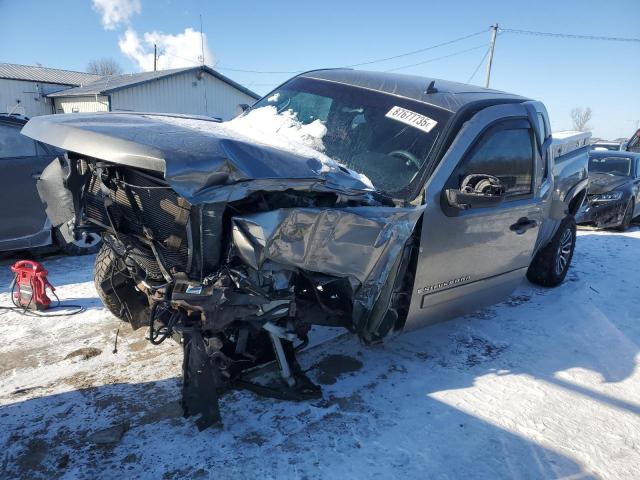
[45,153,421,429]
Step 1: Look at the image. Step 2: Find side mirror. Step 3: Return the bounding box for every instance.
[444,174,505,210]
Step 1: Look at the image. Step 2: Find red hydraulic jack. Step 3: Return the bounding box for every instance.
[10,260,54,310]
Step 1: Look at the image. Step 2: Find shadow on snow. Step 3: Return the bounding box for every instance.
[1,230,638,479]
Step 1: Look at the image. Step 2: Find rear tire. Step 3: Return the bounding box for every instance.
[94,243,149,328]
[526,216,576,287]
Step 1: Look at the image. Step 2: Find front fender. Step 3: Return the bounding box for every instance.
[550,178,588,220]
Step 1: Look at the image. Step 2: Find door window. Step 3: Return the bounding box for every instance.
[0,124,36,158]
[454,123,535,198]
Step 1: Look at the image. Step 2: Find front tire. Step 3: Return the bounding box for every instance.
[526,216,576,287]
[94,243,149,328]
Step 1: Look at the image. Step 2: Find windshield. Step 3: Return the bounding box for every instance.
[250,77,452,194]
[589,155,632,176]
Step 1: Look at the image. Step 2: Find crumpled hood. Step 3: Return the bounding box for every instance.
[588,173,631,195]
[21,112,374,203]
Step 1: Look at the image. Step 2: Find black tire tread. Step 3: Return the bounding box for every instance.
[93,244,127,320]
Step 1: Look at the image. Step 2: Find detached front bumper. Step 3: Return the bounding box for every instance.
[577,196,627,228]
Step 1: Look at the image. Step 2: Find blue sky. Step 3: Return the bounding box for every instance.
[1,0,638,139]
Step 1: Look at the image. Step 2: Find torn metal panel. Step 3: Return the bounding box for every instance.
[231,206,423,328]
[181,328,223,430]
[35,157,78,243]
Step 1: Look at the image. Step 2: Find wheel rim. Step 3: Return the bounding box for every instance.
[72,232,101,249]
[555,228,573,276]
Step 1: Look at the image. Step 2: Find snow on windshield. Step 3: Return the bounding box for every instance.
[153,107,374,189]
[226,106,327,154]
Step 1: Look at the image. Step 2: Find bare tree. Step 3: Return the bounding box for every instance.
[571,107,592,132]
[87,58,123,76]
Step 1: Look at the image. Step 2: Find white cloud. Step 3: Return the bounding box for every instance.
[92,0,141,30]
[119,27,215,71]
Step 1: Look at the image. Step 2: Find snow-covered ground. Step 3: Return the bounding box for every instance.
[1,227,639,479]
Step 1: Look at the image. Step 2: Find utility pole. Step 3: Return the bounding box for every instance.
[199,14,205,65]
[153,44,157,71]
[485,24,498,88]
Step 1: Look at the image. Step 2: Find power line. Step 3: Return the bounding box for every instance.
[156,25,639,81]
[214,66,299,74]
[157,51,201,65]
[385,43,489,72]
[467,46,491,84]
[215,28,490,74]
[344,28,489,67]
[500,28,640,43]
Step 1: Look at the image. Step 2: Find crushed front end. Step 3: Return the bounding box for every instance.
[37,151,421,429]
[579,193,628,228]
[22,79,447,427]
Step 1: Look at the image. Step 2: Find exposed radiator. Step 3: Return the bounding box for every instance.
[84,168,192,280]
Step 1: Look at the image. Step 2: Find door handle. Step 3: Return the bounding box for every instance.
[510,218,538,235]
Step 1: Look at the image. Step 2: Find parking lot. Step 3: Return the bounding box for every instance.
[0,226,638,479]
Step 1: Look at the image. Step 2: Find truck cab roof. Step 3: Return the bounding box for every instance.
[299,69,529,113]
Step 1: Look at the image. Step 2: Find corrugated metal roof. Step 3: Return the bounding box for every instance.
[0,63,102,86]
[48,66,260,99]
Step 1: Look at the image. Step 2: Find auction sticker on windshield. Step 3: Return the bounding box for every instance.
[385,106,438,134]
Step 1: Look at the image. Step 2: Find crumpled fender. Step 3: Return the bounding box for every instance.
[231,206,424,330]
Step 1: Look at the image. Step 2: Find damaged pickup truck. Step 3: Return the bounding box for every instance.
[22,69,589,429]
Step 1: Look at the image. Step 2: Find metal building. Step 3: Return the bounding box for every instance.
[0,63,101,116]
[48,66,259,120]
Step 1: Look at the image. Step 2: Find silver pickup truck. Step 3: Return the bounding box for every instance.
[23,69,589,429]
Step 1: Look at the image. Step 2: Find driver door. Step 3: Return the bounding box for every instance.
[405,103,546,330]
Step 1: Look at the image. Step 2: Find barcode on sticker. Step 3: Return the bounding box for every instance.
[385,106,438,133]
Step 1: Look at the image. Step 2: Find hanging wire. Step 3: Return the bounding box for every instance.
[466,46,492,84]
[214,28,491,74]
[154,26,637,78]
[500,28,640,43]
[344,28,490,67]
[385,43,489,72]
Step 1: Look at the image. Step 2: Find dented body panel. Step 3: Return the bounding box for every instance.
[21,112,374,203]
[232,206,423,330]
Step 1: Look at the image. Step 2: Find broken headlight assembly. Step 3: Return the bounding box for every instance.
[590,191,623,202]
